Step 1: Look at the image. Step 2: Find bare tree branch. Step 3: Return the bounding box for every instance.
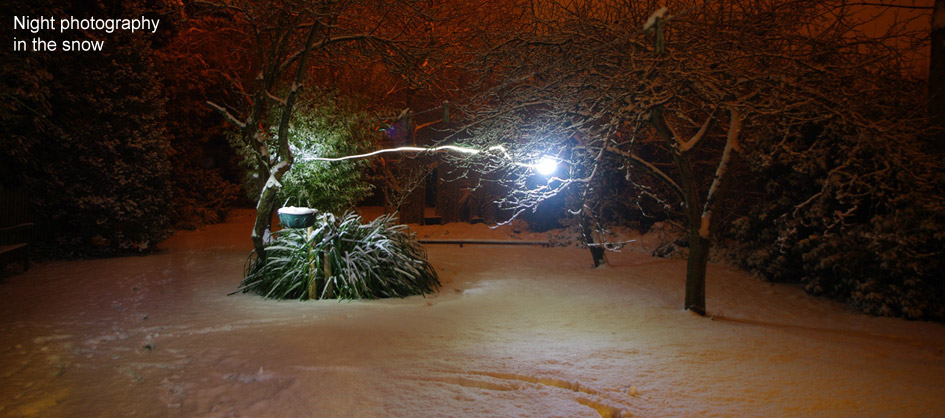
[206,100,246,129]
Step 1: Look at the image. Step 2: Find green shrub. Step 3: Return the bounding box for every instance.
[238,212,439,300]
[232,92,376,213]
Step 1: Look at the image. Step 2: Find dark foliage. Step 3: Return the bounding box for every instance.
[167,167,240,230]
[2,0,172,256]
[154,6,242,229]
[731,122,945,320]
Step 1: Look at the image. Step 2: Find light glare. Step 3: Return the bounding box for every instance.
[535,156,557,176]
[299,144,560,178]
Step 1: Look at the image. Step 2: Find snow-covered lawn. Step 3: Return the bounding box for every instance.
[2,209,943,417]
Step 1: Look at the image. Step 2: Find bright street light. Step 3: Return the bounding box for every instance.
[534,156,557,176]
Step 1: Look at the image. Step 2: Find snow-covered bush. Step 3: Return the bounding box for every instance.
[237,212,439,300]
[732,121,945,321]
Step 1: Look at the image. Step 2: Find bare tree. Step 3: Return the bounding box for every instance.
[199,0,429,261]
[455,0,931,315]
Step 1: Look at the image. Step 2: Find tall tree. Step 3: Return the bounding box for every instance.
[457,0,931,315]
[200,0,432,262]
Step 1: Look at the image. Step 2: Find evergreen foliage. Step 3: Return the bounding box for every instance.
[154,7,242,229]
[1,0,173,256]
[237,212,439,300]
[731,121,945,320]
[232,93,375,213]
[278,95,376,213]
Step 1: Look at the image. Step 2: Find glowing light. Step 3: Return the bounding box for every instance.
[299,144,559,176]
[534,156,558,176]
[301,145,483,162]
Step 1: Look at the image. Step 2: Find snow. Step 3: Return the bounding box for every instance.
[276,206,316,215]
[2,209,944,417]
[643,7,669,32]
[698,214,712,240]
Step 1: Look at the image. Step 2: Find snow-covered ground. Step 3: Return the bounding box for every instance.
[2,209,944,417]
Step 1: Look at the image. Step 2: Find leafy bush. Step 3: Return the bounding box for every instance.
[169,167,241,230]
[731,121,945,321]
[154,15,243,230]
[238,212,439,300]
[232,92,376,213]
[1,0,172,256]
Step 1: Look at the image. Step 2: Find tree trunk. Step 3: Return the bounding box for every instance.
[681,187,708,316]
[931,0,945,151]
[249,21,322,262]
[572,153,606,267]
[649,106,708,315]
[685,230,709,315]
[579,210,606,267]
[251,182,280,262]
[251,166,290,262]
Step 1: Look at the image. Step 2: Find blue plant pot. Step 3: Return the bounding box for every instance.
[277,207,317,229]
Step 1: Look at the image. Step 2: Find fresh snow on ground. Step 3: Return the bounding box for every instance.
[2,209,944,417]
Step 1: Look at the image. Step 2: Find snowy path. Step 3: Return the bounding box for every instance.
[2,210,944,417]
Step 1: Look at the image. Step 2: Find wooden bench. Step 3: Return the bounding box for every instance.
[0,187,33,272]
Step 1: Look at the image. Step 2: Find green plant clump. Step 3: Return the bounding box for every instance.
[230,92,376,213]
[238,212,439,300]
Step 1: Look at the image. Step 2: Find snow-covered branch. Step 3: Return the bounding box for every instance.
[677,115,714,154]
[206,101,246,129]
[607,145,684,202]
[699,110,743,239]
